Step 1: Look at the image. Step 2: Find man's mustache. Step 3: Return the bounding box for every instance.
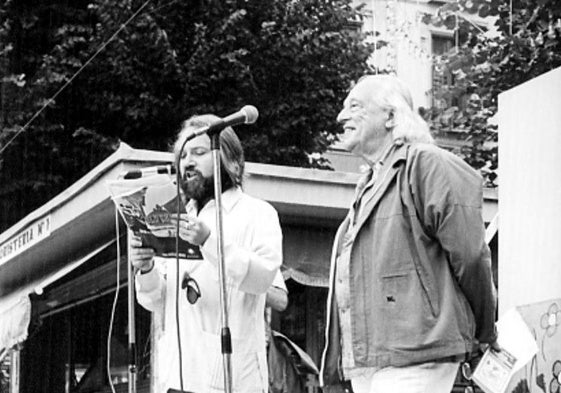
[181,169,204,182]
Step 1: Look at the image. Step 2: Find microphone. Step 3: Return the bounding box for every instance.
[121,165,176,180]
[191,105,259,138]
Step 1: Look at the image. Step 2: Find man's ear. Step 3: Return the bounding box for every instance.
[385,110,395,130]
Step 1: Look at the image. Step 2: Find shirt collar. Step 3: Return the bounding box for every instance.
[361,139,405,180]
[199,187,243,213]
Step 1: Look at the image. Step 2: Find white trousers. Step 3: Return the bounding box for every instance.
[351,362,460,393]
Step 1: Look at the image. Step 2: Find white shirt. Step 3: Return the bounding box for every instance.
[135,187,283,393]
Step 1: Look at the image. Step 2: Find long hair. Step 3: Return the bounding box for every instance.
[173,114,245,187]
[358,74,434,144]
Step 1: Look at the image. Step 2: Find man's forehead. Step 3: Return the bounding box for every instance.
[345,80,373,103]
[184,133,210,149]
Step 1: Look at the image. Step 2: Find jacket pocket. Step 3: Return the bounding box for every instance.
[379,267,437,346]
[411,257,440,317]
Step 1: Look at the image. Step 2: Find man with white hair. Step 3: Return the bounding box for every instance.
[320,75,498,393]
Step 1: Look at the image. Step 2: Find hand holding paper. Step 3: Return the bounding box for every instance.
[170,214,211,246]
[107,168,203,259]
[472,308,539,393]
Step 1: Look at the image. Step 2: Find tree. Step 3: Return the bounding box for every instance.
[152,0,374,166]
[0,0,373,231]
[422,0,561,186]
[0,0,121,230]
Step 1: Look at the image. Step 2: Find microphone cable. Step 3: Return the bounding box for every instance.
[107,207,122,393]
[174,138,190,392]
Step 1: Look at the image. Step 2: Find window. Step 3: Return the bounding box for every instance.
[431,33,456,109]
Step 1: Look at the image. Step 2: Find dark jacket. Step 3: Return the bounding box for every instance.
[268,331,318,393]
[320,142,497,387]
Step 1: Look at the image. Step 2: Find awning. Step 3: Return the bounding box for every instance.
[282,226,335,288]
[0,238,116,353]
[0,295,31,353]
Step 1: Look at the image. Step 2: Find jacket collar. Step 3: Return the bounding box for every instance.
[351,141,408,234]
[383,139,408,167]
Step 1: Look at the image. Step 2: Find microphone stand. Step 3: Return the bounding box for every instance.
[127,231,138,393]
[209,132,233,393]
[175,126,235,393]
[125,122,241,393]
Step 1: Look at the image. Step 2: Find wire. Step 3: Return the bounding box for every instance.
[106,208,122,393]
[0,0,153,156]
[145,0,181,16]
[175,140,187,391]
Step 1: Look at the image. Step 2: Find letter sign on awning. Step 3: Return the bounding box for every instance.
[0,216,51,266]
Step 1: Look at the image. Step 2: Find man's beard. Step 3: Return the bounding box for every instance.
[180,167,235,206]
[180,170,214,204]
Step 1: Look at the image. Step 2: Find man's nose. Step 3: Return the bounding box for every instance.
[180,157,195,174]
[336,107,349,124]
[181,153,196,166]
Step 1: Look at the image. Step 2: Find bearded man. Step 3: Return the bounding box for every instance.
[130,115,283,393]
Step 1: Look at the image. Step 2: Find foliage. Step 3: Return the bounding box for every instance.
[0,0,373,231]
[0,0,120,230]
[150,0,373,166]
[422,0,561,187]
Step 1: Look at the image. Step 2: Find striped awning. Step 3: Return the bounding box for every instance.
[0,238,115,352]
[0,295,31,353]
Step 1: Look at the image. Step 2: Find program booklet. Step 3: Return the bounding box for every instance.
[107,167,203,260]
[472,308,538,393]
[472,347,517,393]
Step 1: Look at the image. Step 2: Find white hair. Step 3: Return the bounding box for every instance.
[358,74,434,144]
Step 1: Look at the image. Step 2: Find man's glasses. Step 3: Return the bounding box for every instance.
[182,273,201,304]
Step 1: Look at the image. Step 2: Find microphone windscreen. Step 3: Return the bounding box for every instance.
[241,105,259,124]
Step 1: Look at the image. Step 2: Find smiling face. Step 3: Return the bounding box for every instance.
[336,79,393,162]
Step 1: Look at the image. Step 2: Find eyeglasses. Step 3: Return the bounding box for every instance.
[182,273,201,304]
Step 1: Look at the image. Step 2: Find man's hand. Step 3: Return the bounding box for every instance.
[129,235,155,273]
[489,339,501,352]
[480,338,501,354]
[171,214,211,246]
[266,286,288,312]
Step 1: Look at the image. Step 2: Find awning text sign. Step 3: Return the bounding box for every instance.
[0,216,51,266]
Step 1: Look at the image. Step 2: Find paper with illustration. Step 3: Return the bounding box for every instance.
[107,168,202,260]
[472,308,539,393]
